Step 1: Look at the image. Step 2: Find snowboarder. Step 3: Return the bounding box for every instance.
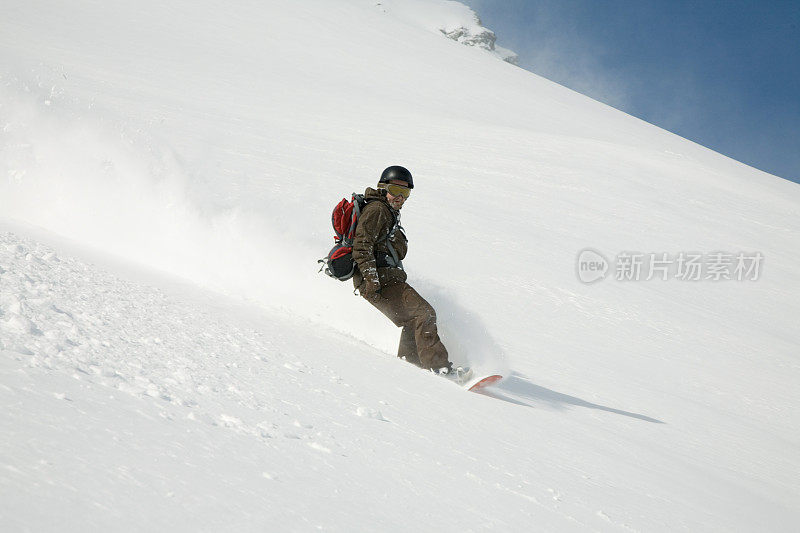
[352,166,467,380]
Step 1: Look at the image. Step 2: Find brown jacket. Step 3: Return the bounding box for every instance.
[352,187,408,295]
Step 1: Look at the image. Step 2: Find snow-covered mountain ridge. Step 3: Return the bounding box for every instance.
[2,0,799,530]
[375,0,519,64]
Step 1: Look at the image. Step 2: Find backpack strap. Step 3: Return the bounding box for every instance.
[384,210,404,271]
[342,192,364,246]
[385,241,403,270]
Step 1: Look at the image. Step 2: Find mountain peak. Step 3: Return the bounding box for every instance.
[439,19,519,65]
[375,0,519,64]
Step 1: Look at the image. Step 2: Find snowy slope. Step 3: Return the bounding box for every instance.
[2,0,800,531]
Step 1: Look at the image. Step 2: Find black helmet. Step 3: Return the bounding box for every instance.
[379,165,414,189]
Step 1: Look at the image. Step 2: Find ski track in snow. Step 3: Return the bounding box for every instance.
[0,231,386,449]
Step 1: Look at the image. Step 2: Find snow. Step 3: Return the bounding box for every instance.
[2,0,799,530]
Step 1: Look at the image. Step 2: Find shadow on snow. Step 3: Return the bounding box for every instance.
[483,372,664,424]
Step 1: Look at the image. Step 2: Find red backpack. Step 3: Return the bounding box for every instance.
[318,193,367,280]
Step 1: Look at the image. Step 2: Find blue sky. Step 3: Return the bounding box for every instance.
[465,0,800,183]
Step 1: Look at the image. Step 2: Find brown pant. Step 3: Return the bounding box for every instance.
[363,282,450,370]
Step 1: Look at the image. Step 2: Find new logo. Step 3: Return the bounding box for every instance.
[576,248,609,283]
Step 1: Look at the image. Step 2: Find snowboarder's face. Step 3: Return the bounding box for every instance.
[385,180,410,210]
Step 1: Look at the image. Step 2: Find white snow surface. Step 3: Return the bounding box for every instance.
[1,0,799,531]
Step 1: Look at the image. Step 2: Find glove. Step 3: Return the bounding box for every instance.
[360,265,381,301]
[363,280,382,301]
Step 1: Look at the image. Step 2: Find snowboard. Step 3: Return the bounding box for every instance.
[464,374,503,392]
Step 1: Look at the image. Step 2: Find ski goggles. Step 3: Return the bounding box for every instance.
[385,183,411,199]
